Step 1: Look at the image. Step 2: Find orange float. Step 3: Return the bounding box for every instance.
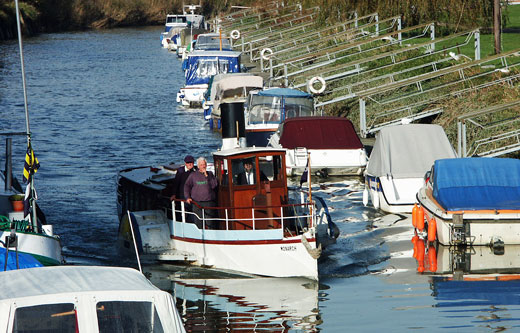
[412,204,418,228]
[416,206,425,231]
[428,218,437,243]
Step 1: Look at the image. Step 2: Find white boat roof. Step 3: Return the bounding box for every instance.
[0,266,159,300]
[366,124,457,178]
[214,147,286,158]
[187,50,242,57]
[212,74,263,102]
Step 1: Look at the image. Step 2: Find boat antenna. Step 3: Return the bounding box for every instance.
[14,0,31,143]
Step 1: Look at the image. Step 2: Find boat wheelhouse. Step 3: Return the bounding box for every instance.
[161,15,188,48]
[204,73,263,127]
[364,124,457,214]
[268,116,367,176]
[117,147,337,280]
[177,50,241,107]
[194,33,233,51]
[0,266,185,332]
[245,88,315,147]
[416,158,520,246]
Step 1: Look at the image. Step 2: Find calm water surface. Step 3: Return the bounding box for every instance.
[2,27,520,332]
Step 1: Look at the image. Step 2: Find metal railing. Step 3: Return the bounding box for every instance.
[457,100,520,157]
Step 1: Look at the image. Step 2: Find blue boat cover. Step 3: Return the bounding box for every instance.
[433,157,520,211]
[0,248,43,271]
[185,54,240,86]
[258,88,312,99]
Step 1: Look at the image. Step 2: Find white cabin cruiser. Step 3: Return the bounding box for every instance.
[416,157,520,246]
[177,50,242,107]
[364,124,456,214]
[268,116,367,176]
[0,266,185,332]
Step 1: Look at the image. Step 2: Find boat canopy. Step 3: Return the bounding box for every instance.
[279,116,363,150]
[258,88,312,99]
[432,157,520,211]
[207,73,257,103]
[184,51,241,86]
[215,75,263,100]
[366,124,456,179]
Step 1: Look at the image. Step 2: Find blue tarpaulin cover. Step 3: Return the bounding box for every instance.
[185,51,240,86]
[432,157,520,211]
[0,248,43,271]
[258,88,312,99]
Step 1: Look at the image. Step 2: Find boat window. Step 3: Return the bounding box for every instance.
[284,97,314,119]
[216,159,229,186]
[259,155,282,182]
[196,59,230,78]
[97,301,164,333]
[13,303,76,332]
[232,157,258,185]
[248,95,282,124]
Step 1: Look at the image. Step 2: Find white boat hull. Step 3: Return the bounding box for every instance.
[0,229,62,265]
[177,84,207,106]
[365,175,422,213]
[286,148,367,176]
[119,210,319,280]
[418,187,520,246]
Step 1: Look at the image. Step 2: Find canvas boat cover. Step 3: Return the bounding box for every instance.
[184,51,241,86]
[216,75,263,100]
[0,248,42,271]
[432,157,520,211]
[279,117,363,150]
[366,124,456,179]
[208,73,257,103]
[195,33,232,51]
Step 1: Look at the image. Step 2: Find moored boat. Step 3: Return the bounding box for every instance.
[268,116,367,176]
[177,50,242,107]
[363,124,457,214]
[116,147,337,280]
[416,157,520,246]
[245,88,316,147]
[204,73,263,126]
[0,266,185,332]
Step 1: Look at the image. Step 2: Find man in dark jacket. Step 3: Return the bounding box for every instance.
[184,157,219,229]
[164,155,196,221]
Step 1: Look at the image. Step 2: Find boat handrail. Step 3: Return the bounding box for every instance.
[170,199,315,231]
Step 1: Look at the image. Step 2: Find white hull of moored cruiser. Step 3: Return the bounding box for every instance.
[0,229,62,265]
[365,176,422,214]
[177,84,208,106]
[286,148,367,176]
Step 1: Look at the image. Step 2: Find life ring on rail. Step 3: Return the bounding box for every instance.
[308,76,326,94]
[230,29,240,40]
[261,48,273,60]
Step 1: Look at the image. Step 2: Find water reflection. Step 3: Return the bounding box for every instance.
[145,265,321,331]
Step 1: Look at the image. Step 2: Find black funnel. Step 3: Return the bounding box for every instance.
[221,102,245,139]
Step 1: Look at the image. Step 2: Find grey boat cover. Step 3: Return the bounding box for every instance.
[366,124,456,179]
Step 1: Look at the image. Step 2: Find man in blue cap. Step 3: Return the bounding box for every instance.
[165,155,196,221]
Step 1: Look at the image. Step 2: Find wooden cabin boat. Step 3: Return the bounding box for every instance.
[116,147,337,280]
[244,88,316,147]
[268,116,367,176]
[364,124,456,214]
[176,50,241,107]
[203,73,263,126]
[0,266,185,332]
[416,157,520,246]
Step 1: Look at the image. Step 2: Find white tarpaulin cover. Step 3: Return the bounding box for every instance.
[0,266,185,332]
[366,124,456,179]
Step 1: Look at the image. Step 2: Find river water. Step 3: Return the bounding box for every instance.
[2,27,520,332]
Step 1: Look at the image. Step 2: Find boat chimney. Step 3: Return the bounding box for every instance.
[221,102,246,150]
[5,138,12,191]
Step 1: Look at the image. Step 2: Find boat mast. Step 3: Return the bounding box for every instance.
[14,0,31,142]
[14,0,38,230]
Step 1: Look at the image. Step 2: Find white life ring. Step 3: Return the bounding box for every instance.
[261,48,273,60]
[307,76,326,94]
[230,29,240,40]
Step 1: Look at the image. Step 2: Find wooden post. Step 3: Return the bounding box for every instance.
[493,0,501,54]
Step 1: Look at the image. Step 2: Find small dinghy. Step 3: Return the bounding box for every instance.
[364,124,457,213]
[268,116,367,176]
[415,157,520,246]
